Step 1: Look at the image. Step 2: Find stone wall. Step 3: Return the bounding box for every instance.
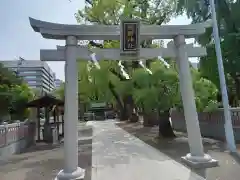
[0,121,35,159]
[170,108,240,142]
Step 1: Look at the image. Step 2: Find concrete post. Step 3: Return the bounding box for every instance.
[29,108,38,142]
[209,0,236,152]
[55,36,85,180]
[174,35,218,168]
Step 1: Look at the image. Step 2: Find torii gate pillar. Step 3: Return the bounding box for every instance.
[55,36,85,180]
[174,35,217,166]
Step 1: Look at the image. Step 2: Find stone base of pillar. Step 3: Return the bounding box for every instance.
[55,167,85,180]
[181,153,218,169]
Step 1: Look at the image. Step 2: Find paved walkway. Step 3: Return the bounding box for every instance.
[117,121,240,180]
[90,120,205,180]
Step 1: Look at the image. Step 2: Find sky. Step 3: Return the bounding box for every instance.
[0,0,193,81]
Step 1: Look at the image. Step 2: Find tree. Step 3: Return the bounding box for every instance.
[9,84,34,121]
[76,0,176,25]
[52,83,65,100]
[191,68,219,112]
[0,62,33,122]
[176,0,240,106]
[132,59,218,136]
[0,63,23,86]
[78,60,120,103]
[75,0,178,120]
[132,61,179,137]
[0,84,12,118]
[74,0,219,138]
[0,83,33,122]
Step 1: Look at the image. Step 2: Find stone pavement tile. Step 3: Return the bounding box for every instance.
[91,120,205,180]
[117,121,240,180]
[204,151,240,180]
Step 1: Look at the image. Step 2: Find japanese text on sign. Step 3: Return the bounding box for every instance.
[123,23,138,51]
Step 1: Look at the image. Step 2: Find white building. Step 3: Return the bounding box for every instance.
[1,60,56,93]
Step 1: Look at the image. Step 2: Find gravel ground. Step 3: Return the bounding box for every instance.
[0,139,92,180]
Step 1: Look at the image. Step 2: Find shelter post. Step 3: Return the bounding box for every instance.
[37,107,41,141]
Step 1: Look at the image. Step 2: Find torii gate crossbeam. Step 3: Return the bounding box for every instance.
[40,43,206,61]
[29,17,217,180]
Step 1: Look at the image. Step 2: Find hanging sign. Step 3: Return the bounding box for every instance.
[120,19,140,59]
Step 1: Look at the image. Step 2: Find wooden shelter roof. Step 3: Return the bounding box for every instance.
[26,94,64,108]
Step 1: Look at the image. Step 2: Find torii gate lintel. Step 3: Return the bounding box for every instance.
[29,17,212,40]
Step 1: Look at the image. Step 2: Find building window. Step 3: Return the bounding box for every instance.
[28,81,37,84]
[24,76,37,79]
[11,68,17,72]
[22,71,36,74]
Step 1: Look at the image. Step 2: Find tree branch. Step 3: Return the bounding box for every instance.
[89,41,104,48]
[109,68,128,81]
[85,0,93,6]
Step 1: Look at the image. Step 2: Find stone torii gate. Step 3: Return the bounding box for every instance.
[29,17,217,180]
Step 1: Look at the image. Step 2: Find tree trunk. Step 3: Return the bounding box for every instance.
[123,95,137,122]
[108,82,128,121]
[120,102,129,121]
[129,112,139,122]
[143,115,153,127]
[234,77,240,106]
[158,110,176,138]
[143,112,157,127]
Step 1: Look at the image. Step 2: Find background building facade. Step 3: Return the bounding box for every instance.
[1,60,56,93]
[55,78,63,88]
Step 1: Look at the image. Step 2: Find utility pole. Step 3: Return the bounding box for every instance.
[209,0,236,152]
[16,57,25,76]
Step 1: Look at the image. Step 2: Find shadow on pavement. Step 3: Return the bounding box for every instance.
[230,152,240,165]
[116,121,224,156]
[23,143,61,153]
[78,139,93,180]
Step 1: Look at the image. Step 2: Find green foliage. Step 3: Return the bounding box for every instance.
[52,83,65,100]
[9,84,34,120]
[193,75,219,112]
[74,0,219,114]
[76,0,176,25]
[0,63,23,85]
[176,0,240,106]
[0,83,34,122]
[31,88,43,99]
[0,63,34,122]
[132,61,180,113]
[131,61,218,113]
[78,60,121,104]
